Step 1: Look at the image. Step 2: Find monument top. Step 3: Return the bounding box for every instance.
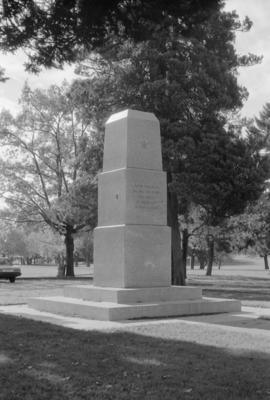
[103,108,162,172]
[106,109,158,124]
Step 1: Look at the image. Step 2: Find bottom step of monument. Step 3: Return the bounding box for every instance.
[29,286,241,321]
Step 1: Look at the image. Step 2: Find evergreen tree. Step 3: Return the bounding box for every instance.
[228,193,270,270]
[0,67,8,82]
[255,103,270,147]
[69,5,268,284]
[0,0,223,71]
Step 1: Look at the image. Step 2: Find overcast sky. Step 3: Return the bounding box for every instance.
[0,0,269,119]
[225,0,270,118]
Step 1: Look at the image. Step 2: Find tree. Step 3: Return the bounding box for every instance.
[223,107,270,272]
[0,0,222,72]
[24,227,64,263]
[229,192,270,270]
[0,82,97,276]
[0,223,64,263]
[0,226,27,258]
[178,114,270,276]
[255,103,270,140]
[189,123,270,276]
[69,5,266,284]
[0,67,8,82]
[75,231,94,267]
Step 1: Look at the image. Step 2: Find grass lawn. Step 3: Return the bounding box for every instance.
[187,274,270,308]
[187,255,270,308]
[0,314,270,400]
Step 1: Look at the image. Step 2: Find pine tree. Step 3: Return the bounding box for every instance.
[69,5,268,283]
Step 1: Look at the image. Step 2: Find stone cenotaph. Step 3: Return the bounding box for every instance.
[94,109,171,288]
[29,110,241,320]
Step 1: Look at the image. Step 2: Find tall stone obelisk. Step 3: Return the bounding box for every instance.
[29,109,241,321]
[94,109,171,288]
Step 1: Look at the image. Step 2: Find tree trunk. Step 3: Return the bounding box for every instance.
[198,252,206,269]
[86,255,91,267]
[190,254,195,270]
[167,178,185,286]
[263,254,269,270]
[64,226,75,277]
[182,228,189,278]
[206,236,214,276]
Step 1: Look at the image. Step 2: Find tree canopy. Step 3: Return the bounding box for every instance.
[0,82,97,275]
[0,66,8,82]
[0,0,251,72]
[228,192,270,268]
[68,4,268,283]
[255,102,270,145]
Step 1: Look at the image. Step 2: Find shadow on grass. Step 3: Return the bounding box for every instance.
[0,314,270,400]
[17,276,93,281]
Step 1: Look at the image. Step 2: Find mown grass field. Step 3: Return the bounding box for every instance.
[187,254,270,308]
[0,313,270,400]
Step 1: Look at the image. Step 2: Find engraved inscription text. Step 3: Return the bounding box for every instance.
[132,183,164,211]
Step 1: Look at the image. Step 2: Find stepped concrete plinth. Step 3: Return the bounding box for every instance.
[29,294,240,321]
[62,285,202,303]
[29,110,241,321]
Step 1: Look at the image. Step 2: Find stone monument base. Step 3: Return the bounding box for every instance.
[29,285,241,321]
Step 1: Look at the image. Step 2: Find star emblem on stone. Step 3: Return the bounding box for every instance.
[141,139,149,149]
